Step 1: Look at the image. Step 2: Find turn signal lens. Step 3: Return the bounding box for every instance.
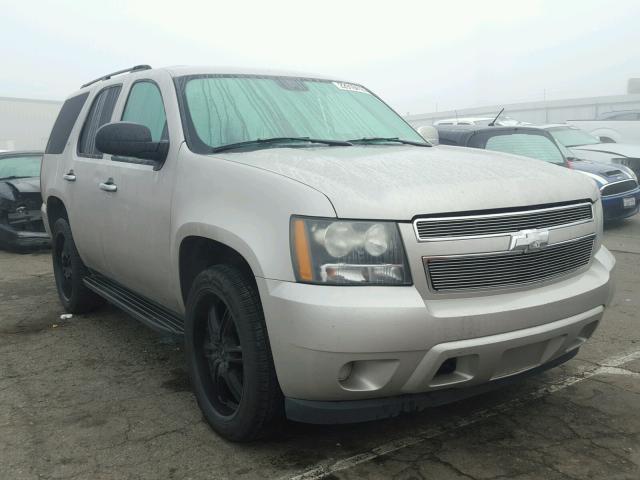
[292,219,313,281]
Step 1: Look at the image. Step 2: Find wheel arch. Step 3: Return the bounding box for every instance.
[46,195,69,230]
[177,231,262,306]
[590,128,621,143]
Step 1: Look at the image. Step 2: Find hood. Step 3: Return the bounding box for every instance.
[217,145,597,219]
[570,159,635,187]
[571,143,640,158]
[0,176,41,195]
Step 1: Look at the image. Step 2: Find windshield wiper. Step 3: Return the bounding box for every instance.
[347,137,430,147]
[210,137,353,153]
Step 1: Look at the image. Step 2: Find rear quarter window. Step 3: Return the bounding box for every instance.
[45,93,90,154]
[78,85,122,158]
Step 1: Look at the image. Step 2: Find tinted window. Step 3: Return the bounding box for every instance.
[45,93,89,154]
[0,155,42,179]
[78,86,121,157]
[122,81,167,141]
[469,131,565,165]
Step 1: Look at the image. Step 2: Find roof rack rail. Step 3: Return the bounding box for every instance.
[81,65,152,88]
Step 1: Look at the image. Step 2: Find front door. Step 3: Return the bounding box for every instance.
[99,76,179,311]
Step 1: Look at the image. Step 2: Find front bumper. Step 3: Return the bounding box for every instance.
[286,349,578,424]
[0,222,50,251]
[257,246,615,412]
[602,187,640,221]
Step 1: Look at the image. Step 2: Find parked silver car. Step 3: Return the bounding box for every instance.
[41,65,615,441]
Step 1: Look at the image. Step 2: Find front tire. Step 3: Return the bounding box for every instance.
[51,217,104,313]
[184,265,282,441]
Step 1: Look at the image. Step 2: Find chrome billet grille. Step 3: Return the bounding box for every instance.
[415,203,593,240]
[601,179,638,197]
[426,235,595,292]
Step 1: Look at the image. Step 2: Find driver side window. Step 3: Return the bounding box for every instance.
[122,81,167,142]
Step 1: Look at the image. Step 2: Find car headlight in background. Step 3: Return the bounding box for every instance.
[290,217,412,285]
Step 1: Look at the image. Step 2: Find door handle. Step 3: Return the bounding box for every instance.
[99,180,117,192]
[63,171,76,182]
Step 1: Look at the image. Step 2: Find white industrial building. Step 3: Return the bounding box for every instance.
[405,93,640,127]
[0,96,62,151]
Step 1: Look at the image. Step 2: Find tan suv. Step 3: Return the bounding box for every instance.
[41,65,615,441]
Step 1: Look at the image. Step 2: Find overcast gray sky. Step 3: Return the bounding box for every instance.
[1,0,639,114]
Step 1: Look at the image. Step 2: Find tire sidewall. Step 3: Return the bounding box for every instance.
[51,218,90,312]
[184,266,275,441]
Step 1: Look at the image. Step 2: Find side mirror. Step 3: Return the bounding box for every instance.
[95,122,168,163]
[417,125,439,145]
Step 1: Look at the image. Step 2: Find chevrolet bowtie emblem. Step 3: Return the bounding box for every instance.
[509,228,549,252]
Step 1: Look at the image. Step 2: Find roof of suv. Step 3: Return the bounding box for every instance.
[74,64,349,96]
[163,65,341,80]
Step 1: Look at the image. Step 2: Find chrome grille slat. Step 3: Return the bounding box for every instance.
[415,202,593,240]
[425,235,595,292]
[430,257,593,282]
[417,215,592,232]
[428,248,593,270]
[430,256,593,279]
[429,245,593,264]
[429,257,593,278]
[418,210,589,227]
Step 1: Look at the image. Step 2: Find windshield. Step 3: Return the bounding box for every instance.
[548,127,601,147]
[177,75,425,153]
[0,155,42,179]
[468,131,566,165]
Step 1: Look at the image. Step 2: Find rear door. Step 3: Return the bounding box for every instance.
[99,73,179,309]
[65,85,122,273]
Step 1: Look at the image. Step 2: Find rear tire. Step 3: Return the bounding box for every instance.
[184,265,283,442]
[51,217,104,313]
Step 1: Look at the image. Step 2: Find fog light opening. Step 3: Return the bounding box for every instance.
[435,358,458,377]
[338,362,354,382]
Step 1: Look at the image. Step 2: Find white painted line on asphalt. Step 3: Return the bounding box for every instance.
[597,366,640,378]
[287,349,640,480]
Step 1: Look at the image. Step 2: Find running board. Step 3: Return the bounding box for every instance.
[84,273,184,336]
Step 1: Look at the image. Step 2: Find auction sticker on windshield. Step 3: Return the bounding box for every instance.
[333,82,370,94]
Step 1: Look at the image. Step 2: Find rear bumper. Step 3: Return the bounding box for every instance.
[285,349,577,424]
[0,222,50,251]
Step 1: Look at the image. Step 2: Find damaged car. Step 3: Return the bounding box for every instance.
[0,151,50,251]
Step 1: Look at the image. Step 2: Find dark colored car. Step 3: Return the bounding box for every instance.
[0,151,50,251]
[435,125,640,222]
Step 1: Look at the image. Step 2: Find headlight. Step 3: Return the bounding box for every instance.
[290,217,411,285]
